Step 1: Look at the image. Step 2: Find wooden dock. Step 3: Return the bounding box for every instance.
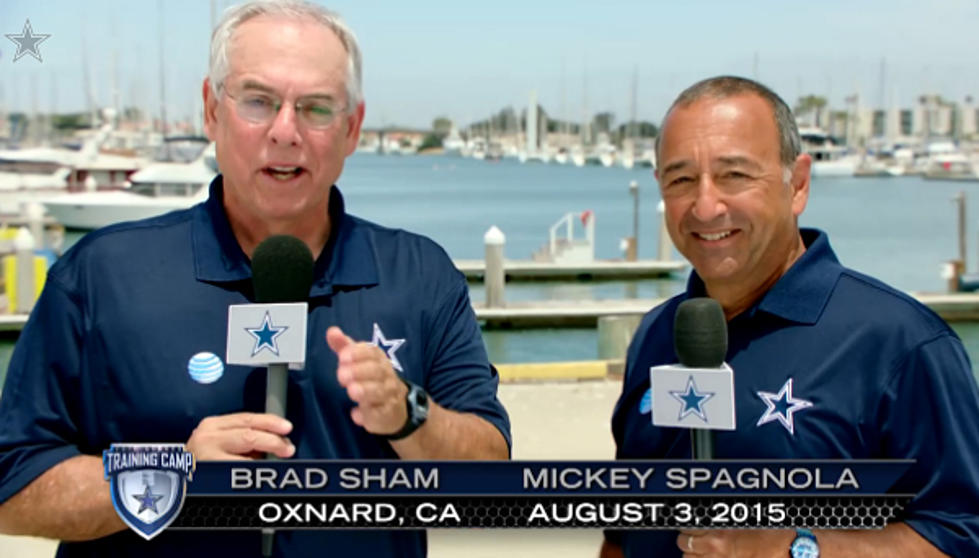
[0,292,978,336]
[475,298,656,328]
[455,259,686,282]
[474,292,979,328]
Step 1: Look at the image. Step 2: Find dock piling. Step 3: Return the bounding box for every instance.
[657,200,673,262]
[23,202,45,251]
[627,180,639,261]
[597,315,643,360]
[13,228,36,314]
[484,226,506,308]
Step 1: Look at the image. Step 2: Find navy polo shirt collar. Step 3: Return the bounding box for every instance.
[192,176,379,296]
[684,228,842,324]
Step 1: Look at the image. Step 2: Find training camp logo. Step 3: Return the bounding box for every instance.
[103,444,195,540]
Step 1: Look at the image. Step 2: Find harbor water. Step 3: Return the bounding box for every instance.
[2,153,979,385]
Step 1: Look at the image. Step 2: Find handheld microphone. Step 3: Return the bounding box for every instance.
[250,235,314,424]
[649,297,735,460]
[239,235,313,558]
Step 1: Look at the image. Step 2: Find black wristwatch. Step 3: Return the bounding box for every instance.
[381,377,429,440]
[789,528,819,558]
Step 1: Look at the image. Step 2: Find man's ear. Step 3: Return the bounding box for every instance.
[790,153,812,217]
[202,78,219,140]
[343,101,366,157]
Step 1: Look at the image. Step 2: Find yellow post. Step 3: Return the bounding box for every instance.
[3,254,48,313]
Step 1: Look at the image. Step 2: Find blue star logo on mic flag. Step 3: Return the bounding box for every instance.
[132,483,164,515]
[371,323,405,373]
[246,311,287,356]
[669,376,715,422]
[756,378,813,435]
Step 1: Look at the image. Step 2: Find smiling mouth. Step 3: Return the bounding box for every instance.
[262,166,306,180]
[694,230,736,241]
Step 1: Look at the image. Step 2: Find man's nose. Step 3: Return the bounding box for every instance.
[268,103,302,146]
[690,175,727,222]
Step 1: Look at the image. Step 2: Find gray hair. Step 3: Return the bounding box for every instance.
[208,0,363,112]
[656,76,801,181]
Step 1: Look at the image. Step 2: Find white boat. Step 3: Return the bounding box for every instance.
[799,126,857,177]
[42,145,217,230]
[518,149,551,164]
[0,147,76,191]
[442,128,465,156]
[635,148,656,169]
[922,152,979,181]
[619,150,635,170]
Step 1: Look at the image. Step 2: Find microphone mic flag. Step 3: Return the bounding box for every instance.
[650,298,736,452]
[245,237,312,558]
[225,236,313,367]
[251,235,314,304]
[674,297,727,368]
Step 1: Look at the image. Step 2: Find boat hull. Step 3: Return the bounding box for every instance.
[42,190,207,230]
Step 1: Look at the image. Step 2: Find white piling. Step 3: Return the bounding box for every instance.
[24,202,45,251]
[484,226,506,308]
[628,180,639,261]
[657,200,673,262]
[14,227,36,314]
[597,315,643,360]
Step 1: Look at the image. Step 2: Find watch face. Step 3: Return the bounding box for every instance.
[790,536,819,558]
[409,386,429,422]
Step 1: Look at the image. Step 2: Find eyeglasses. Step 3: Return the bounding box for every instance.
[224,89,343,129]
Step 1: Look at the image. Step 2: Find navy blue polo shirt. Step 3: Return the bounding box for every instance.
[0,177,511,557]
[609,229,979,557]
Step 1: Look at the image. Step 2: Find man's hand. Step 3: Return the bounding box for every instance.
[326,325,408,435]
[186,412,295,460]
[677,529,794,557]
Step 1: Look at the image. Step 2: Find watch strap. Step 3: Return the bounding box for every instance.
[380,377,428,441]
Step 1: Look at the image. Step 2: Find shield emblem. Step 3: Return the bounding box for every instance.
[104,444,195,540]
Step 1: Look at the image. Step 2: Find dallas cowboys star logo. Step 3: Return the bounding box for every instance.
[246,311,287,356]
[132,483,164,515]
[669,376,715,422]
[371,323,405,373]
[5,19,50,63]
[756,378,813,435]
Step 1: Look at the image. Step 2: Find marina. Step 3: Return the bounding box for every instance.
[2,3,979,556]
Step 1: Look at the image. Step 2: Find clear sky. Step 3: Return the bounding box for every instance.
[1,0,978,130]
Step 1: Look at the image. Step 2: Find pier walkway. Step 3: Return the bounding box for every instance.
[454,259,685,281]
[1,292,979,334]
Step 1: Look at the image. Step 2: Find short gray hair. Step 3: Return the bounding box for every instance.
[656,76,801,176]
[208,0,363,112]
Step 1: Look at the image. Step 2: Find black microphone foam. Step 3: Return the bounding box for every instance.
[251,235,314,303]
[674,298,728,368]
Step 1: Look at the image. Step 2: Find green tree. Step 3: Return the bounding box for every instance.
[418,133,443,151]
[432,116,452,137]
[795,95,827,124]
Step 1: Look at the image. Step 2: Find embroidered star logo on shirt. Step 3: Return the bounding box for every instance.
[371,323,405,373]
[132,483,164,515]
[669,376,715,422]
[246,311,287,356]
[756,378,813,435]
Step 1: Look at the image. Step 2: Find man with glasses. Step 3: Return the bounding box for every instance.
[0,1,510,555]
